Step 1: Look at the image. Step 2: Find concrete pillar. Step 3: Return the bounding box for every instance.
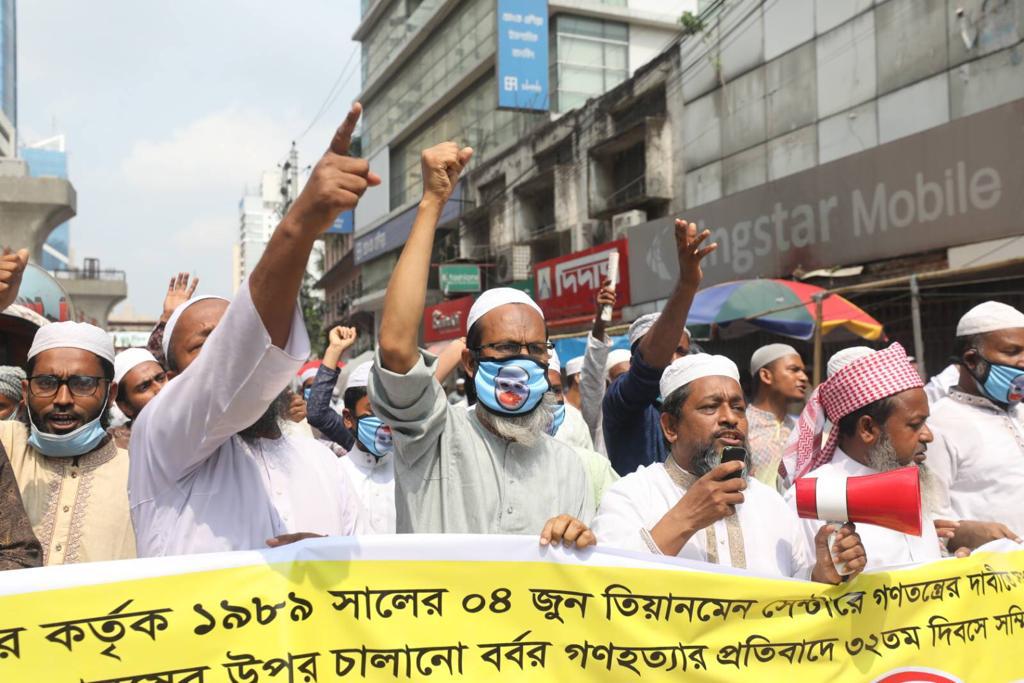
[0,175,76,264]
[58,275,128,330]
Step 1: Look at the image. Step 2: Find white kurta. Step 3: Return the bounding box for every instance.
[554,403,595,451]
[592,461,813,579]
[129,281,359,557]
[784,449,942,571]
[339,449,396,534]
[926,389,1024,534]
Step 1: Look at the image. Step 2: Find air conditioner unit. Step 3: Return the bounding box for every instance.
[612,209,647,241]
[494,244,532,283]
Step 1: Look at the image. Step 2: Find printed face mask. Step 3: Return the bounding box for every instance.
[474,357,550,416]
[356,415,394,458]
[973,355,1024,406]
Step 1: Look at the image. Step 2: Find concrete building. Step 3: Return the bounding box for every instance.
[21,135,72,270]
[236,170,283,288]
[445,0,1024,374]
[334,0,696,338]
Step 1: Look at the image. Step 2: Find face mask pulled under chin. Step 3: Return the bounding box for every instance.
[473,356,550,416]
[973,355,1024,406]
[27,390,110,458]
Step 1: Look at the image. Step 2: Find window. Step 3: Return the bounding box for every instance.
[551,15,629,113]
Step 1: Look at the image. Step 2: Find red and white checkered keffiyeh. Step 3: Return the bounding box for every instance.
[787,342,923,480]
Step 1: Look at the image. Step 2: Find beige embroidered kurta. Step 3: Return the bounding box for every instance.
[4,422,135,565]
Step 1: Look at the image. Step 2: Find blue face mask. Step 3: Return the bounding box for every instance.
[356,415,394,458]
[546,401,566,436]
[27,388,110,458]
[975,357,1024,406]
[474,357,550,416]
[303,387,312,401]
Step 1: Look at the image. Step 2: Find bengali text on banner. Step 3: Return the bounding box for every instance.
[0,536,1022,682]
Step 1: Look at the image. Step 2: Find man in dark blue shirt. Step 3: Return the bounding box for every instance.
[602,220,716,476]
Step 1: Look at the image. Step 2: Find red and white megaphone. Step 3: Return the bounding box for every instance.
[795,466,922,574]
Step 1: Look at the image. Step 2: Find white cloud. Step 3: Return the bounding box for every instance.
[120,107,297,195]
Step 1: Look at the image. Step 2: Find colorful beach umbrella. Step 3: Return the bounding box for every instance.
[687,279,883,341]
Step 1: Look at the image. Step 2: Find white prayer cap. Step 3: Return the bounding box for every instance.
[565,356,584,377]
[827,346,875,378]
[749,343,800,376]
[628,313,659,347]
[466,288,544,332]
[344,361,372,392]
[114,348,159,384]
[548,348,561,373]
[162,295,230,359]
[455,377,465,386]
[956,301,1024,336]
[605,349,632,377]
[659,353,740,400]
[29,321,115,364]
[628,313,690,348]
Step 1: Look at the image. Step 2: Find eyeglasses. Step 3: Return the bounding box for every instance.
[28,375,106,398]
[470,341,554,358]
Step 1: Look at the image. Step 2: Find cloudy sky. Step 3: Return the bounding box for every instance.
[19,1,363,317]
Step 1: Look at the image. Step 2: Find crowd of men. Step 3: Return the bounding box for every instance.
[1,105,1023,587]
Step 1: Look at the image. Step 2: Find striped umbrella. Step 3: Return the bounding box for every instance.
[686,279,884,341]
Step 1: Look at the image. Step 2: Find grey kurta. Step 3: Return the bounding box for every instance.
[369,350,593,534]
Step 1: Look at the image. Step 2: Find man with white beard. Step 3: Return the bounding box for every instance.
[784,343,949,570]
[370,142,593,547]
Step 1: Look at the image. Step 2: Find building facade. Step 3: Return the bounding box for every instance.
[452,0,1024,374]
[236,170,284,288]
[21,135,71,271]
[322,0,696,338]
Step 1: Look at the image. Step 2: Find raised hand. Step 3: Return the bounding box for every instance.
[0,248,28,311]
[161,272,199,322]
[674,219,717,290]
[286,103,382,236]
[328,326,358,353]
[420,142,473,205]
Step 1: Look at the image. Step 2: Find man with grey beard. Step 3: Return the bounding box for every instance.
[784,343,950,570]
[593,353,866,583]
[129,105,369,556]
[371,142,592,547]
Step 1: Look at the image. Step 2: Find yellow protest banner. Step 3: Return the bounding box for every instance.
[0,536,1021,682]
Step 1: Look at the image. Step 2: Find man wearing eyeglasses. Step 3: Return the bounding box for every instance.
[2,321,136,565]
[371,142,594,548]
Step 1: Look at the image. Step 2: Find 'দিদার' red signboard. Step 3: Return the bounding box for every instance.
[533,240,631,322]
[423,296,474,343]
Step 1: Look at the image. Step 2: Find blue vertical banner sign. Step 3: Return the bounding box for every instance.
[497,0,550,111]
[326,211,354,234]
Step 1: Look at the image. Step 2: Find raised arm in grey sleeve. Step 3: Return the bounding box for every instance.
[580,332,610,437]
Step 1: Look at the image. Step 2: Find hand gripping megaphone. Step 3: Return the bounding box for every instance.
[795,466,923,574]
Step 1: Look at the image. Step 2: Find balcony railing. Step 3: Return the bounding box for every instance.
[52,268,127,282]
[607,175,647,211]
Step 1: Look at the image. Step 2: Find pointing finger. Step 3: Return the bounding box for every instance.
[329,102,363,156]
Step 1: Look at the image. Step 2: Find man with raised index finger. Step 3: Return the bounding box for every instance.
[128,105,375,556]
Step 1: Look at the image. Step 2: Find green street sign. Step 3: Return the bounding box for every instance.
[439,264,481,293]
